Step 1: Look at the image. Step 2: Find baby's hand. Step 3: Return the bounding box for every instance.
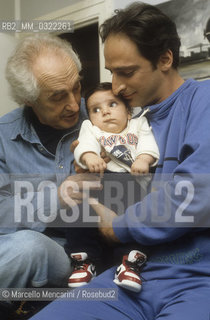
[131,159,149,175]
[81,152,107,173]
[131,154,155,175]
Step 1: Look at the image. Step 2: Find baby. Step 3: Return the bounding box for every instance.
[67,82,159,292]
[74,82,159,175]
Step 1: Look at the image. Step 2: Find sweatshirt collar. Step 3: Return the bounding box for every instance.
[144,79,195,120]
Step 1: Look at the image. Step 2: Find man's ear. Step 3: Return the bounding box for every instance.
[25,102,36,108]
[25,102,32,107]
[158,49,173,71]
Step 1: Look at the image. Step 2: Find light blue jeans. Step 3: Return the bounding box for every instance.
[0,230,71,288]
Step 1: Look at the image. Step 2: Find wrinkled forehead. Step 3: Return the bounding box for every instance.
[32,51,79,90]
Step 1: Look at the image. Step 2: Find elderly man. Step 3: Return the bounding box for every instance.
[0,34,90,291]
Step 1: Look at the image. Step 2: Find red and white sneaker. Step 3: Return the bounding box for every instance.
[113,250,147,293]
[68,252,96,288]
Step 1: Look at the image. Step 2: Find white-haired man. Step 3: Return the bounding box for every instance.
[0,34,96,310]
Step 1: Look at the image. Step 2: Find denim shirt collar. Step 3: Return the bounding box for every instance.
[10,102,86,144]
[10,108,40,143]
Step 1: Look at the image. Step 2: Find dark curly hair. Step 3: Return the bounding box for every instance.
[85,82,132,115]
[99,2,181,69]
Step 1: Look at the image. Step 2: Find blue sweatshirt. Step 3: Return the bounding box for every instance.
[113,79,210,278]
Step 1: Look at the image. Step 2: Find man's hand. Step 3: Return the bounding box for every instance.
[100,147,111,165]
[89,199,120,244]
[70,140,79,153]
[58,173,102,208]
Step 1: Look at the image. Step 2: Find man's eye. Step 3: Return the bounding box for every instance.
[110,102,117,107]
[50,93,67,102]
[52,95,64,102]
[118,71,134,78]
[73,83,81,92]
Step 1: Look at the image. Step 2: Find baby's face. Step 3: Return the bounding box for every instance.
[87,90,129,133]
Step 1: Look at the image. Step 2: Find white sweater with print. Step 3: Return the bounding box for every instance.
[74,116,159,172]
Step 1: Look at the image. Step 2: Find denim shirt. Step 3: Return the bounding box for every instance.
[0,99,87,233]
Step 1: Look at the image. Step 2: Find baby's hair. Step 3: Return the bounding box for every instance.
[84,82,132,115]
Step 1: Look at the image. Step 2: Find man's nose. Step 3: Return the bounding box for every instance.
[65,93,80,112]
[112,74,126,95]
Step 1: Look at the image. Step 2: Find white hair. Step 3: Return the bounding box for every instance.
[6,34,82,106]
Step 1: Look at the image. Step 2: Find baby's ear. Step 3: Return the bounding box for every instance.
[128,113,132,120]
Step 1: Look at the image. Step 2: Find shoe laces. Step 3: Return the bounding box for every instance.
[125,257,146,282]
[72,258,91,271]
[136,255,146,266]
[125,259,142,274]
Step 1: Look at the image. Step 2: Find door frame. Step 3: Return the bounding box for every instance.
[36,0,113,82]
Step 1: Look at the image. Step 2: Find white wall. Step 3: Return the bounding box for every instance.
[0,0,18,116]
[0,34,18,116]
[113,0,171,9]
[20,0,79,20]
[19,0,172,19]
[0,0,15,20]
